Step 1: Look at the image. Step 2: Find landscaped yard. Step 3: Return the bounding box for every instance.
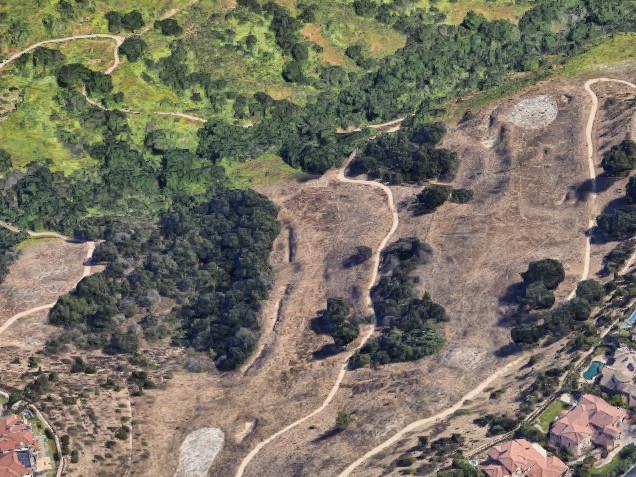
[537,400,567,433]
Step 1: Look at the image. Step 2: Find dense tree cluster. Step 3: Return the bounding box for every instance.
[601,139,636,176]
[48,188,279,370]
[56,63,113,98]
[351,238,448,367]
[0,98,281,372]
[517,259,565,310]
[348,127,458,185]
[521,259,565,290]
[597,210,636,240]
[105,10,144,33]
[154,18,182,36]
[511,298,592,345]
[0,227,26,284]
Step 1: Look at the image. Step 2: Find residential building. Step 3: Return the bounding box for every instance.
[549,394,627,457]
[0,415,38,477]
[480,439,567,477]
[599,347,636,405]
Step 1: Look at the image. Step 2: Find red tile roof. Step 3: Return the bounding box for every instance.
[481,439,567,477]
[550,394,626,446]
[0,416,36,454]
[0,451,28,477]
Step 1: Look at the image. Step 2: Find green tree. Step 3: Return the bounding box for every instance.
[520,281,555,310]
[416,184,452,211]
[601,140,636,177]
[119,36,147,62]
[154,18,182,36]
[122,11,144,32]
[521,259,565,290]
[0,149,11,172]
[576,279,604,306]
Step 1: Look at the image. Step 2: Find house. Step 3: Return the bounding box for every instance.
[549,394,627,457]
[0,415,38,477]
[599,347,636,405]
[480,439,568,477]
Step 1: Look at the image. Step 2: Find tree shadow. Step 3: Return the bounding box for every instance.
[573,173,617,202]
[498,282,526,306]
[312,344,343,360]
[311,427,341,443]
[494,343,523,358]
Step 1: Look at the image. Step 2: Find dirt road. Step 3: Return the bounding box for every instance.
[334,76,636,477]
[565,78,636,298]
[233,151,399,477]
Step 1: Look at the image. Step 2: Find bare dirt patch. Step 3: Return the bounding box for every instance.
[505,95,559,129]
[174,428,224,477]
[0,238,86,328]
[233,80,594,477]
[129,177,394,477]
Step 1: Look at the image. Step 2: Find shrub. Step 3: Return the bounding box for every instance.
[336,411,356,431]
[450,188,474,204]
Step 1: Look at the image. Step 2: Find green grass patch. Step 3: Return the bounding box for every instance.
[0,74,98,174]
[444,70,549,122]
[563,33,636,75]
[537,400,567,433]
[413,0,535,25]
[0,0,197,54]
[220,153,310,189]
[590,453,623,475]
[49,38,119,73]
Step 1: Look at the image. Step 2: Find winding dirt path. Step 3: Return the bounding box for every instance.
[565,78,636,298]
[0,31,207,122]
[234,151,399,477]
[335,77,636,477]
[0,34,124,74]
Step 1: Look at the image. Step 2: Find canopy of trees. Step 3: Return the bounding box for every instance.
[352,238,447,367]
[119,36,147,62]
[601,140,636,176]
[49,188,280,371]
[0,228,26,284]
[597,210,636,240]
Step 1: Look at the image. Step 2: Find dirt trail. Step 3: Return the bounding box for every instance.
[0,221,95,336]
[83,92,207,122]
[335,77,636,477]
[0,34,124,74]
[233,151,399,477]
[565,78,636,298]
